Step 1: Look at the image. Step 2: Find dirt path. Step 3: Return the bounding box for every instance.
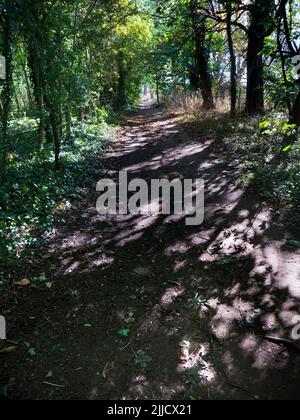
[1,109,300,400]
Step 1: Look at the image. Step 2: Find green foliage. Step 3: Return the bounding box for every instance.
[289,240,300,248]
[0,118,116,274]
[2,0,300,282]
[117,329,130,338]
[259,117,298,146]
[223,113,300,221]
[97,107,109,124]
[272,165,300,217]
[134,350,152,369]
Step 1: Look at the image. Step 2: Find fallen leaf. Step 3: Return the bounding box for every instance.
[106,250,115,256]
[46,371,53,379]
[45,282,53,289]
[0,346,17,354]
[42,254,52,259]
[102,362,115,379]
[16,279,31,286]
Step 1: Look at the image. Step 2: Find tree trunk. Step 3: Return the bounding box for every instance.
[117,62,127,111]
[43,93,61,169]
[65,107,72,143]
[59,108,63,138]
[22,63,34,111]
[45,116,53,144]
[290,89,300,127]
[226,4,237,117]
[156,77,160,106]
[0,1,13,182]
[14,92,22,116]
[37,110,45,150]
[77,107,83,122]
[49,108,61,170]
[27,45,46,151]
[245,0,275,115]
[190,0,215,110]
[245,33,265,114]
[189,65,200,90]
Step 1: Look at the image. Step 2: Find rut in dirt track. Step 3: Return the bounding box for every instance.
[2,108,300,400]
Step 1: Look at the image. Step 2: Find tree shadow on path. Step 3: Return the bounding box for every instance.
[1,109,300,400]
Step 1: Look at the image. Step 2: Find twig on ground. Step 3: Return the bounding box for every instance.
[167,281,182,287]
[43,381,65,389]
[44,316,54,325]
[264,336,300,353]
[4,339,20,346]
[120,341,132,352]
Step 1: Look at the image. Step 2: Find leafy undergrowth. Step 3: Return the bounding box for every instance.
[235,116,300,223]
[0,119,117,289]
[188,111,300,226]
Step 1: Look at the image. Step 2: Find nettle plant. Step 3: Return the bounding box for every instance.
[259,117,299,153]
[258,115,300,216]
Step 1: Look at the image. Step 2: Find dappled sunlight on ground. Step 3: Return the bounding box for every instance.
[2,109,300,400]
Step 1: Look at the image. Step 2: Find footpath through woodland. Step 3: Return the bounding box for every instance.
[1,108,300,400]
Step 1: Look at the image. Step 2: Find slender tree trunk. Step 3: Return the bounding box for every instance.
[27,46,46,151]
[35,82,46,151]
[45,116,53,144]
[117,61,127,110]
[77,107,83,122]
[43,92,61,169]
[0,1,13,182]
[14,92,21,116]
[37,103,45,150]
[290,90,300,127]
[59,108,63,138]
[65,107,72,142]
[25,0,62,167]
[49,107,61,170]
[226,4,237,117]
[238,84,242,112]
[156,77,160,106]
[190,0,215,110]
[22,64,34,111]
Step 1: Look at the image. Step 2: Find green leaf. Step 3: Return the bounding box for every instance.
[0,346,17,354]
[282,145,292,152]
[28,347,37,357]
[117,329,130,338]
[259,120,270,130]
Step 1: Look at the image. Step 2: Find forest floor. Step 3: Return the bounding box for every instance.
[1,108,300,400]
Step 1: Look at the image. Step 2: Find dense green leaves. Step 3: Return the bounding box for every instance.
[0,118,115,272]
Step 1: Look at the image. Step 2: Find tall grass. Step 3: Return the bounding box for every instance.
[164,90,233,115]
